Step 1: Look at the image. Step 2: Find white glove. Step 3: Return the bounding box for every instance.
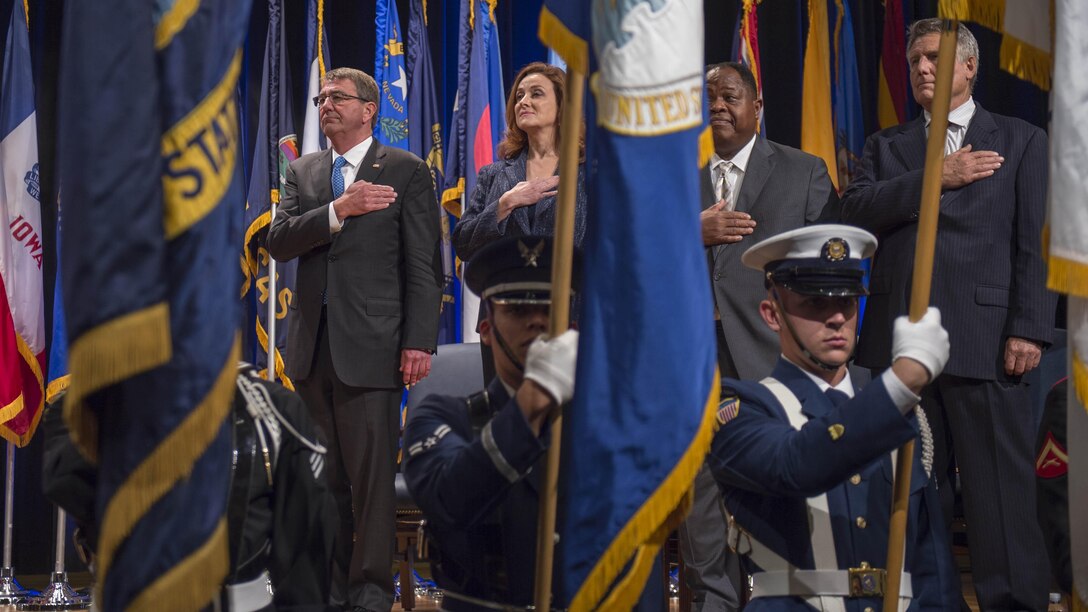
[892,307,950,381]
[523,329,579,404]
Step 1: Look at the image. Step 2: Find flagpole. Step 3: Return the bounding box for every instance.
[883,20,958,612]
[0,444,27,604]
[534,67,584,611]
[266,210,279,382]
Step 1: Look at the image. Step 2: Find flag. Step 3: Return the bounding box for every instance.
[375,0,409,149]
[830,0,865,190]
[58,0,249,607]
[801,0,839,190]
[242,0,298,387]
[542,1,719,608]
[465,0,506,193]
[447,0,506,342]
[0,0,45,447]
[878,0,910,129]
[1049,0,1088,606]
[440,0,473,219]
[47,204,67,404]
[732,0,766,135]
[939,0,1052,91]
[301,0,332,155]
[442,0,506,216]
[547,48,568,71]
[406,0,457,344]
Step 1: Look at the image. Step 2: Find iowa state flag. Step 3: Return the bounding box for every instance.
[542,1,719,608]
[58,0,249,607]
[0,0,45,447]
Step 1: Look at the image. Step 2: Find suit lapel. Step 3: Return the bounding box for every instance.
[700,163,716,211]
[711,139,773,263]
[502,154,533,236]
[309,149,335,210]
[354,139,387,185]
[735,137,774,215]
[889,117,927,173]
[942,104,998,208]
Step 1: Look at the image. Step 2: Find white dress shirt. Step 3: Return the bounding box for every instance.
[328,136,374,232]
[924,97,976,155]
[709,133,757,210]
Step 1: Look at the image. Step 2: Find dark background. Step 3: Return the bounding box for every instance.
[0,0,1050,573]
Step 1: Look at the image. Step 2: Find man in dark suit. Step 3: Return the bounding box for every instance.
[679,61,840,611]
[268,67,443,611]
[841,20,1055,611]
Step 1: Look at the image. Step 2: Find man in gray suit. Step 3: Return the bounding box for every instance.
[841,21,1054,611]
[268,67,443,611]
[678,61,839,611]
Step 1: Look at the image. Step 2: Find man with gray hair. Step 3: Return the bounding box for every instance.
[269,66,443,611]
[841,19,1054,611]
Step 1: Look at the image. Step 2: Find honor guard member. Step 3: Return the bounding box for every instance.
[42,363,338,611]
[706,225,960,611]
[401,236,580,611]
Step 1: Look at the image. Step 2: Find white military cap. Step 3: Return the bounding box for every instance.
[740,224,878,296]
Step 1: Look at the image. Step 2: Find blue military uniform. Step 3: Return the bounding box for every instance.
[702,223,959,611]
[403,375,548,610]
[707,356,959,611]
[403,236,666,611]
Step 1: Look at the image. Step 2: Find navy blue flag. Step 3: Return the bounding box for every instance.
[243,0,298,386]
[542,1,719,609]
[440,0,473,218]
[58,0,250,607]
[406,0,457,343]
[46,203,67,405]
[375,0,409,149]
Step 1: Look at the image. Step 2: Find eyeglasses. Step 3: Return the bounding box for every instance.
[312,92,369,107]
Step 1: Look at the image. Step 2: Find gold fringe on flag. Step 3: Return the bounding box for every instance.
[538,5,589,74]
[1047,254,1088,298]
[154,0,198,50]
[1073,351,1088,417]
[255,317,295,391]
[938,0,1004,31]
[0,333,44,446]
[569,371,720,611]
[317,0,326,76]
[441,178,466,218]
[95,338,239,608]
[1000,34,1053,90]
[128,519,230,612]
[64,302,173,463]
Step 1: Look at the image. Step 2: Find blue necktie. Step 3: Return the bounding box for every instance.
[331,156,348,198]
[825,388,850,408]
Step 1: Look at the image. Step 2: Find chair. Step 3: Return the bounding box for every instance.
[395,342,484,609]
